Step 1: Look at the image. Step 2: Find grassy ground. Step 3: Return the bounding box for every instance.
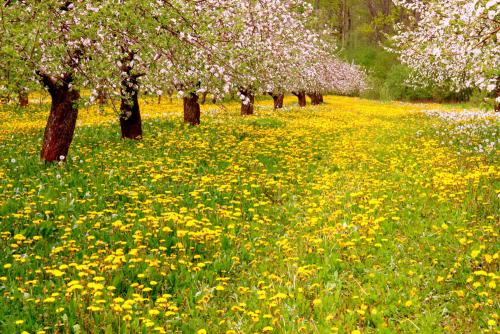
[0,96,498,334]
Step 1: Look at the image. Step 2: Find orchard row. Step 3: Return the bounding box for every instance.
[0,0,366,162]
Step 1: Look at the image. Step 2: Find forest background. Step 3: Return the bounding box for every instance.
[311,0,483,104]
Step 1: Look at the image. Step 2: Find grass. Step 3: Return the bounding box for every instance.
[0,96,498,334]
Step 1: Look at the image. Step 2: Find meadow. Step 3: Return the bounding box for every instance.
[0,96,498,333]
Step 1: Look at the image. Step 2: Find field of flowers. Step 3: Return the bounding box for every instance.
[0,96,498,334]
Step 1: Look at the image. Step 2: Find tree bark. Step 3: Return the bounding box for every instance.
[18,89,29,107]
[339,0,351,47]
[308,93,318,105]
[293,91,307,107]
[120,78,143,140]
[200,92,208,105]
[495,80,500,113]
[40,74,80,162]
[97,88,106,106]
[240,90,255,115]
[118,51,143,139]
[183,92,201,125]
[270,93,284,109]
[308,92,323,105]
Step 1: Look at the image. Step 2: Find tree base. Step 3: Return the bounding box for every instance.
[40,75,79,162]
[184,93,201,125]
[293,91,306,107]
[241,91,255,115]
[19,91,29,107]
[308,93,323,105]
[271,93,284,109]
[120,88,143,140]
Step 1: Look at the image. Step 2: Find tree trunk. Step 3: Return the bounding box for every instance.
[271,93,284,109]
[308,93,318,105]
[200,92,208,105]
[293,91,307,107]
[40,74,80,162]
[165,89,173,104]
[120,79,143,140]
[18,89,29,107]
[97,88,106,106]
[495,81,500,113]
[240,90,255,115]
[183,92,201,125]
[308,93,323,105]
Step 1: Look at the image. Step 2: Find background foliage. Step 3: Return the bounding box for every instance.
[309,0,487,103]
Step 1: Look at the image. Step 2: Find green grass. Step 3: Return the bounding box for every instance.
[0,96,498,334]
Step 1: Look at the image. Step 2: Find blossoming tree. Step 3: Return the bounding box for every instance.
[222,0,318,114]
[0,1,105,162]
[392,0,500,111]
[288,46,368,106]
[1,0,369,162]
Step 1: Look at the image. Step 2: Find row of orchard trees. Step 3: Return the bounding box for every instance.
[0,0,367,162]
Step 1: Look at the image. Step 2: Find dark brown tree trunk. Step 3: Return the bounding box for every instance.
[120,79,143,140]
[120,92,142,140]
[308,93,323,105]
[118,51,143,139]
[183,92,201,125]
[240,90,255,115]
[308,93,318,105]
[200,92,208,105]
[40,74,80,162]
[97,88,106,106]
[293,91,307,107]
[318,94,324,103]
[270,93,284,109]
[18,89,29,107]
